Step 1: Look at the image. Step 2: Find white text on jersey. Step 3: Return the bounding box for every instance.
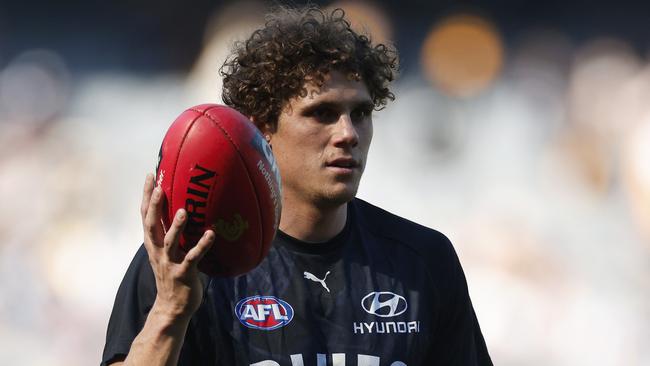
[352,321,420,334]
[240,303,289,322]
[250,353,407,366]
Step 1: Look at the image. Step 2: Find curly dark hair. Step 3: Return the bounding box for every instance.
[220,5,398,130]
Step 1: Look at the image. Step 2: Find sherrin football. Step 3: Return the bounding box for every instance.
[155,104,282,277]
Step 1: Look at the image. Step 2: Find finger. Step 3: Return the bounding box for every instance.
[164,208,187,257]
[144,186,165,249]
[140,173,155,224]
[184,230,215,267]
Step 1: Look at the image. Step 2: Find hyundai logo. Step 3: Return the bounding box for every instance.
[361,292,407,317]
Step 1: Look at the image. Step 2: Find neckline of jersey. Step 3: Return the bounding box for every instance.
[275,203,353,255]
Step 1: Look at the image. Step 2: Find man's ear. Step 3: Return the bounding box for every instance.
[263,123,275,145]
[249,116,274,144]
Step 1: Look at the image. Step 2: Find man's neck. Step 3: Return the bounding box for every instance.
[278,196,348,243]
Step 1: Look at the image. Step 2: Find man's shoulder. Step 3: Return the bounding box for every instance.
[350,197,454,256]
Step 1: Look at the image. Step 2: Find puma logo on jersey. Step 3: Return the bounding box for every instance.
[304,271,331,292]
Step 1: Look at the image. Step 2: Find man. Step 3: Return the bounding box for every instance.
[102,6,492,366]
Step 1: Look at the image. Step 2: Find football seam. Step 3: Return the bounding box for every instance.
[169,110,205,234]
[192,106,266,269]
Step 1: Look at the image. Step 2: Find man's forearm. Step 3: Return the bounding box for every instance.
[121,302,192,366]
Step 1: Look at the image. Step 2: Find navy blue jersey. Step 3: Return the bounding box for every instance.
[102,198,492,365]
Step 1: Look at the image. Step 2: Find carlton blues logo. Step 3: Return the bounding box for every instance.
[235,296,294,330]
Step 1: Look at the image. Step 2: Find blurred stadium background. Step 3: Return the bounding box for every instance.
[1,0,649,364]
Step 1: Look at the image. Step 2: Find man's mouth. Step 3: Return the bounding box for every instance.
[326,158,360,172]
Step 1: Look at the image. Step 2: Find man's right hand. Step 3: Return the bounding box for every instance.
[140,173,215,321]
[112,174,215,366]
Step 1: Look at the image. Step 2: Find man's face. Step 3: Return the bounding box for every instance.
[268,71,374,208]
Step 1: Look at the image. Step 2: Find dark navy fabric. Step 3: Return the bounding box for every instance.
[102,198,492,366]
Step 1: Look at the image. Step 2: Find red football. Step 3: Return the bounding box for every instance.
[155,104,282,277]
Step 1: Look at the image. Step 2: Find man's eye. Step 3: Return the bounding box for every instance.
[312,108,338,123]
[351,108,372,122]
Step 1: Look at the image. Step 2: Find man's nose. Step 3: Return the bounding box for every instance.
[332,114,359,147]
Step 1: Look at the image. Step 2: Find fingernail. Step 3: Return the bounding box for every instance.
[154,187,161,198]
[205,230,215,241]
[176,209,186,220]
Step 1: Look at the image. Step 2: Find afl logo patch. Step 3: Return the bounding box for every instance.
[235,296,294,330]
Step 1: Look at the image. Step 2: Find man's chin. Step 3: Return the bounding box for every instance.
[315,184,359,208]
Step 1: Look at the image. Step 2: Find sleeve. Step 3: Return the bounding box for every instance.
[430,236,493,366]
[101,245,221,366]
[101,244,157,366]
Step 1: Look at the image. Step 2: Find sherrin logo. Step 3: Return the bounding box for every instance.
[235,296,294,330]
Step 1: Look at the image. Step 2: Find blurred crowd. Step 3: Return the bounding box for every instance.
[0,1,649,365]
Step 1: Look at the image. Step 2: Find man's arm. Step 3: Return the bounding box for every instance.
[108,174,214,366]
[430,238,492,365]
[109,307,191,366]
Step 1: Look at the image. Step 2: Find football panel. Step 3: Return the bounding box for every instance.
[203,106,282,262]
[156,109,205,231]
[174,113,264,276]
